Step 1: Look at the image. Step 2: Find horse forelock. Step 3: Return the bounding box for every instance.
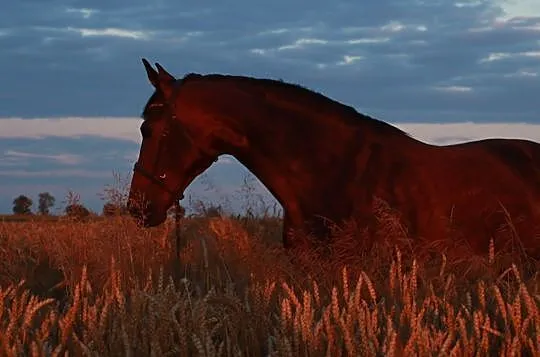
[140,91,160,120]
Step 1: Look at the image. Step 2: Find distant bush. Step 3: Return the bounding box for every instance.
[102,202,128,217]
[12,195,33,215]
[65,204,90,220]
[37,192,55,215]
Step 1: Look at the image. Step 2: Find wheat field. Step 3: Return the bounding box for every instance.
[0,200,539,356]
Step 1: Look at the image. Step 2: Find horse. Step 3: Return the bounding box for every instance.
[128,58,540,261]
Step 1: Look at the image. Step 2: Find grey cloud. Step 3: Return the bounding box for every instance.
[0,0,539,122]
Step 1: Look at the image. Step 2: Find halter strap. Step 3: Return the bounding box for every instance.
[133,79,216,201]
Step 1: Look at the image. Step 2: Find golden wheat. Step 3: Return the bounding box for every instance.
[0,215,539,356]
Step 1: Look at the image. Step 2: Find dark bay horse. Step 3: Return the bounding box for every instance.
[128,58,540,260]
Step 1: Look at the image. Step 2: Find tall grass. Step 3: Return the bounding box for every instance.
[0,175,538,356]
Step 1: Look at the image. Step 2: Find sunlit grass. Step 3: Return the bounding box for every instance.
[0,210,538,356]
[0,176,539,356]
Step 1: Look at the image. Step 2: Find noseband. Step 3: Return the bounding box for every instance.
[133,80,215,201]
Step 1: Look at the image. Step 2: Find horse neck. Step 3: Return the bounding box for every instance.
[191,76,415,227]
[202,81,371,222]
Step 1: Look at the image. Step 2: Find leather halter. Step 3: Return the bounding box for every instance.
[132,80,215,201]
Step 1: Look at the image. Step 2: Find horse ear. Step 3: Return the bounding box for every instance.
[155,62,176,99]
[142,58,159,88]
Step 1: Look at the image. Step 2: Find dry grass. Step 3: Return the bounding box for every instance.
[0,208,539,356]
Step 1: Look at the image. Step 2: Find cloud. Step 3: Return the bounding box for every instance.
[0,0,538,122]
[1,0,540,214]
[0,159,28,167]
[65,8,100,19]
[392,122,540,145]
[432,85,473,93]
[0,118,142,143]
[3,117,540,147]
[0,169,112,178]
[503,69,538,77]
[496,0,540,20]
[66,27,152,40]
[3,150,83,165]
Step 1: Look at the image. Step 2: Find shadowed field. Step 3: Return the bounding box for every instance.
[0,208,539,356]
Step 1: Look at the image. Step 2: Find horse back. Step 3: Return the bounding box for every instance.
[454,138,540,194]
[357,137,540,257]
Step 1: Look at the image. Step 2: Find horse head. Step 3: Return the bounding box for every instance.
[127,59,221,227]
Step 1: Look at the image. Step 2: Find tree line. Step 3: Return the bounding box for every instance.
[10,192,128,218]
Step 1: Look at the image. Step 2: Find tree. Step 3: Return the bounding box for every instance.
[65,204,90,220]
[12,195,33,215]
[192,202,222,218]
[204,205,223,218]
[38,192,55,215]
[61,190,89,220]
[102,202,128,217]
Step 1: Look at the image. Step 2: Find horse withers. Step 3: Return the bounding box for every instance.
[128,58,540,260]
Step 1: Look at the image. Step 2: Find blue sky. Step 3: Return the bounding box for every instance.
[0,0,539,214]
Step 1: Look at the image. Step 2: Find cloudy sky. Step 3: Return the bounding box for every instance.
[0,0,539,214]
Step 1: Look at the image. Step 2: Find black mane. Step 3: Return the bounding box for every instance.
[182,73,409,138]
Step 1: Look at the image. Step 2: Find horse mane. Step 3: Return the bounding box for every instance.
[183,73,409,138]
[144,72,409,138]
